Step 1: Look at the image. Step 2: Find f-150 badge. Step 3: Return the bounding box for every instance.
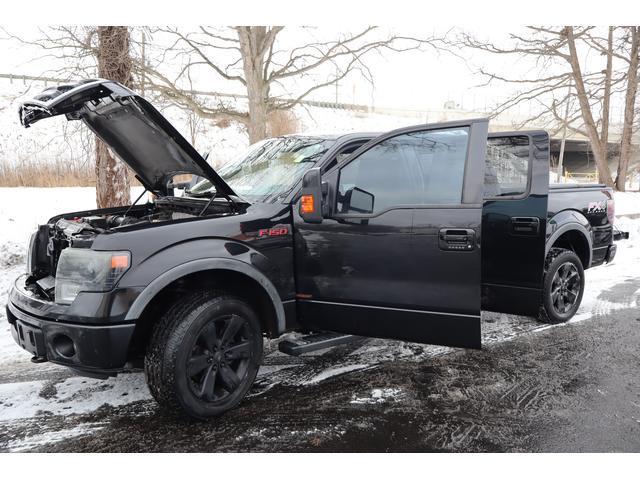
[258,226,289,237]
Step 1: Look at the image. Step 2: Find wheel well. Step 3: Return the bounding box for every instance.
[549,230,590,268]
[127,269,279,361]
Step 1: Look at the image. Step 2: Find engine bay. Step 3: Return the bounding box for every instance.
[26,195,241,294]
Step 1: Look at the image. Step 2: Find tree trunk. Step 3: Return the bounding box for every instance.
[600,27,613,146]
[565,26,615,188]
[95,26,132,208]
[237,27,269,144]
[616,26,640,192]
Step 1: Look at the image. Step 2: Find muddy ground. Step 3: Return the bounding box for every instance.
[1,299,639,452]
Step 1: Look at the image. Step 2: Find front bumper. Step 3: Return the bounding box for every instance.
[6,276,138,375]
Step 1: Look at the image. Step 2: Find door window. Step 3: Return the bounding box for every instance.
[484,136,530,198]
[337,128,469,214]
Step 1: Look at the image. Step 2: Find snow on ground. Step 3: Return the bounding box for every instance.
[0,186,143,367]
[302,364,373,386]
[2,422,107,452]
[614,191,640,216]
[0,374,150,421]
[0,187,639,450]
[350,388,404,405]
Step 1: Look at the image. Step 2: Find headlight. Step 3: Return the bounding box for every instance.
[26,231,37,275]
[54,249,130,305]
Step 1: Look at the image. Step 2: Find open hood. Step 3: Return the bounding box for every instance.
[19,79,235,197]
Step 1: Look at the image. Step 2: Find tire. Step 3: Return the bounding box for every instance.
[144,291,263,419]
[538,248,585,324]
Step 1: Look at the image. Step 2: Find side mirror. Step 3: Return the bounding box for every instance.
[299,168,323,224]
[348,187,374,214]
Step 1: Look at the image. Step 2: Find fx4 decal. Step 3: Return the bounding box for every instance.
[587,200,607,214]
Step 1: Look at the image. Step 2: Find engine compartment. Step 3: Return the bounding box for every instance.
[26,196,240,297]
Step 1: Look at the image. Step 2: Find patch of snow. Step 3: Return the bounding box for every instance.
[0,373,150,421]
[350,387,403,405]
[0,264,29,365]
[302,364,370,385]
[614,191,640,216]
[3,422,106,452]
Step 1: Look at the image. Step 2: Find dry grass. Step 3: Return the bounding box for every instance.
[0,157,142,187]
[0,112,300,187]
[267,110,300,137]
[0,158,95,187]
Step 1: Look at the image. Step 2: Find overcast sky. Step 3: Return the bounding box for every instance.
[0,26,628,122]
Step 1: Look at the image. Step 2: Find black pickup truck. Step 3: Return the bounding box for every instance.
[7,80,626,419]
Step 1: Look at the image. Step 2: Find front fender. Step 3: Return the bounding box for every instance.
[118,238,287,333]
[123,257,286,333]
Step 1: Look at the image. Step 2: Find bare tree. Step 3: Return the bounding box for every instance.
[139,26,435,144]
[2,26,134,205]
[95,26,132,207]
[616,27,639,191]
[564,26,615,187]
[454,26,639,189]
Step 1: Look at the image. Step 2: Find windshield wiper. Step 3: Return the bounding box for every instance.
[185,189,213,198]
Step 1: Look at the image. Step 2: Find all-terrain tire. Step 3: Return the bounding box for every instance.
[537,248,585,324]
[144,290,263,419]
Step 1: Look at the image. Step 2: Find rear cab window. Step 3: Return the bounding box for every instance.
[484,136,530,199]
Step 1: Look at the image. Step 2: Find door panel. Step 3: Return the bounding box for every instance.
[294,119,489,348]
[481,132,549,315]
[294,208,415,307]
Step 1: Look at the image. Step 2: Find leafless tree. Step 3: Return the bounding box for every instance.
[95,26,132,207]
[453,26,639,190]
[138,26,436,144]
[616,27,639,191]
[2,26,135,205]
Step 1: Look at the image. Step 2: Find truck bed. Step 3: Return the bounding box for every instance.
[547,182,614,268]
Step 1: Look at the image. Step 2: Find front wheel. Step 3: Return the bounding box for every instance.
[145,291,263,419]
[538,248,585,324]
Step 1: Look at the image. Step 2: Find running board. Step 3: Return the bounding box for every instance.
[278,332,358,356]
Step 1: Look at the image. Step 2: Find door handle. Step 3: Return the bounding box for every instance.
[438,228,476,251]
[510,217,540,235]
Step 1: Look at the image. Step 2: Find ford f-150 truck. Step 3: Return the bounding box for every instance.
[7,80,627,419]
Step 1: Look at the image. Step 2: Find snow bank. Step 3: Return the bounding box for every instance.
[614,191,640,216]
[0,373,150,421]
[0,186,144,259]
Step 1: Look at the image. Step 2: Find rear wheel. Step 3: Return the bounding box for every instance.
[145,291,263,419]
[538,248,585,324]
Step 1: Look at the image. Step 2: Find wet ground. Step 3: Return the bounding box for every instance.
[1,301,639,452]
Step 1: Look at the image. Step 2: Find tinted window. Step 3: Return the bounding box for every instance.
[484,136,530,198]
[337,128,469,214]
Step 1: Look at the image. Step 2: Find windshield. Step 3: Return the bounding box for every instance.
[188,136,335,202]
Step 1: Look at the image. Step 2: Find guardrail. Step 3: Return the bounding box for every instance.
[565,171,599,183]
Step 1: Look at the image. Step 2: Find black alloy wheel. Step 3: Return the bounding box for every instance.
[145,291,263,419]
[187,314,253,403]
[538,248,585,324]
[549,261,581,315]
